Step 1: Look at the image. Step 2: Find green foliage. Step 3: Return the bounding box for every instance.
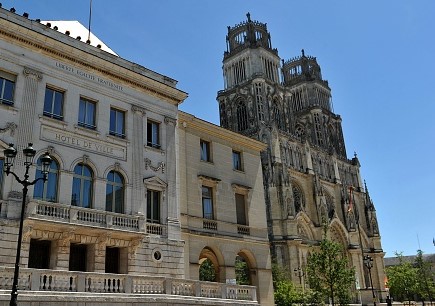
[386,252,418,302]
[235,255,250,285]
[306,229,355,306]
[199,258,216,282]
[414,250,435,302]
[272,262,323,306]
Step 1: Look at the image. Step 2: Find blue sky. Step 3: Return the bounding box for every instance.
[2,0,434,257]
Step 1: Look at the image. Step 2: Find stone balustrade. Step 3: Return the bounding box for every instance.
[182,214,268,239]
[0,267,257,302]
[26,200,158,233]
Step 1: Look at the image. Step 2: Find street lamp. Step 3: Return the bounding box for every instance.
[294,267,305,293]
[3,143,51,306]
[364,255,376,306]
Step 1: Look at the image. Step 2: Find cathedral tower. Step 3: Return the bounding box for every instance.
[217,14,386,303]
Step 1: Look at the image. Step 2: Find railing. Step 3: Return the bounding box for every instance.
[182,215,268,239]
[146,223,166,236]
[0,267,257,302]
[27,201,146,234]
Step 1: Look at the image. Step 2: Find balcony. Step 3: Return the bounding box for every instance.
[0,267,258,304]
[26,200,167,236]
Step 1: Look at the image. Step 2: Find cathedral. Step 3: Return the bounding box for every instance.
[217,13,387,302]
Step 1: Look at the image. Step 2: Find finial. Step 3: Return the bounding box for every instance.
[301,49,305,57]
[246,12,251,22]
[354,151,357,158]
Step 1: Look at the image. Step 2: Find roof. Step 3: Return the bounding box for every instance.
[42,20,118,56]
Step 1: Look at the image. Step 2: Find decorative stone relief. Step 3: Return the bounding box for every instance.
[131,105,146,115]
[8,191,23,199]
[97,233,111,256]
[23,67,43,80]
[145,158,165,173]
[128,238,142,259]
[164,116,177,126]
[60,228,75,253]
[22,225,33,243]
[0,122,17,136]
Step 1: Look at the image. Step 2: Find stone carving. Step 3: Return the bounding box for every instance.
[22,225,33,242]
[164,116,177,125]
[128,238,142,259]
[60,228,75,253]
[131,105,146,115]
[145,158,165,173]
[97,233,111,256]
[8,191,23,199]
[0,122,17,136]
[23,67,43,80]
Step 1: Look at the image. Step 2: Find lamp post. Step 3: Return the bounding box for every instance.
[3,143,51,306]
[364,255,376,306]
[294,267,305,293]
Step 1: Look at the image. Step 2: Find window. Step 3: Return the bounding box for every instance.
[28,239,51,269]
[233,150,242,171]
[71,163,93,208]
[0,159,4,198]
[236,100,248,131]
[147,190,160,223]
[147,120,160,148]
[105,247,120,274]
[43,87,64,120]
[33,157,59,202]
[78,97,96,129]
[106,170,124,213]
[0,72,15,105]
[235,193,247,225]
[202,186,213,219]
[109,108,125,138]
[69,244,87,272]
[200,140,211,162]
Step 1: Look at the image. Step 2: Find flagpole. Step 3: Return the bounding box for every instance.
[87,0,92,42]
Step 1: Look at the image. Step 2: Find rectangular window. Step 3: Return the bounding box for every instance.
[105,247,120,274]
[78,97,96,129]
[147,190,161,223]
[0,71,15,105]
[202,186,214,219]
[147,120,160,148]
[235,193,247,225]
[233,150,243,171]
[200,140,211,162]
[109,108,125,138]
[43,87,64,120]
[28,239,51,269]
[69,244,87,272]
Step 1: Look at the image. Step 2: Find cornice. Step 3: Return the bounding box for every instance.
[0,15,188,105]
[178,111,267,152]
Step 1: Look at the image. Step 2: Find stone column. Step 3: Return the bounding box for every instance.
[7,68,42,219]
[131,105,146,215]
[164,116,181,240]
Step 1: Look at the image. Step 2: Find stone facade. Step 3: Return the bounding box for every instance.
[217,13,387,303]
[178,112,274,305]
[0,7,263,306]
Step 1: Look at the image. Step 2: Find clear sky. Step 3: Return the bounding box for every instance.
[2,0,434,257]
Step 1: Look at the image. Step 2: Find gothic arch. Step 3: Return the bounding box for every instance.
[236,98,248,131]
[296,212,314,241]
[329,218,349,247]
[324,190,336,220]
[292,181,305,214]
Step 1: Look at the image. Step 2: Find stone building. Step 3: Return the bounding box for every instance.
[217,13,387,303]
[0,6,268,305]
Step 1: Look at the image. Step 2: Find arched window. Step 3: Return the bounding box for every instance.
[273,101,282,130]
[71,163,93,208]
[34,157,59,202]
[236,100,248,131]
[106,170,124,213]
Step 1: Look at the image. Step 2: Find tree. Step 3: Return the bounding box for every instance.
[386,252,418,303]
[306,227,355,306]
[235,255,250,285]
[199,258,216,282]
[414,250,435,304]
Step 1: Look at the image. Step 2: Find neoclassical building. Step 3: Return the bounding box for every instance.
[0,6,271,306]
[217,13,387,303]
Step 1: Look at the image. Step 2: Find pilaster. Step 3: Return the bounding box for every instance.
[131,105,146,215]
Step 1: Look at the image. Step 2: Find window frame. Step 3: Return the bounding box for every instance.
[202,185,214,220]
[147,120,160,149]
[43,86,64,120]
[0,71,15,106]
[105,170,125,213]
[109,107,126,138]
[78,97,97,130]
[33,157,59,202]
[71,163,94,208]
[235,193,248,225]
[146,189,161,224]
[200,140,211,162]
[232,150,243,171]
